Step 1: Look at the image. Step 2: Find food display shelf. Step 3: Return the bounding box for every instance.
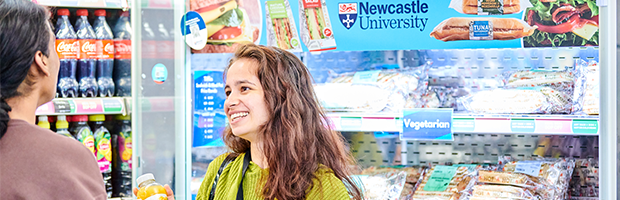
[35,97,127,116]
[326,112,599,135]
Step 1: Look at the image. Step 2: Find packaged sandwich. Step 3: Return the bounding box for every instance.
[500,157,576,200]
[189,0,260,53]
[355,171,408,200]
[319,63,430,111]
[468,185,538,199]
[569,159,599,198]
[299,0,336,51]
[430,17,537,42]
[449,0,532,15]
[503,61,588,114]
[458,88,552,114]
[266,0,302,51]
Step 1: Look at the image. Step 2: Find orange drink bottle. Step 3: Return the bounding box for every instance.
[136,173,168,200]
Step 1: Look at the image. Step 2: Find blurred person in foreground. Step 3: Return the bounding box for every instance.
[0,0,106,199]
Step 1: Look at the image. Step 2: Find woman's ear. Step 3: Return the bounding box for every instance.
[32,50,51,77]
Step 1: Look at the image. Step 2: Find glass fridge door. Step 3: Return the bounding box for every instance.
[131,0,189,198]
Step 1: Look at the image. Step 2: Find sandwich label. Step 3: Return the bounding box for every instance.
[469,20,493,40]
[478,0,503,15]
[267,1,288,19]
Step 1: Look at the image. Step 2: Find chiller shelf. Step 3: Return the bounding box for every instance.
[325,112,599,135]
[34,0,130,9]
[35,97,126,116]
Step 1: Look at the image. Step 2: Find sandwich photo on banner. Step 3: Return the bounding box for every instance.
[522,0,599,47]
[190,0,261,53]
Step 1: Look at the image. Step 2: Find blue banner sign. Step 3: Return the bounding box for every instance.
[401,108,453,140]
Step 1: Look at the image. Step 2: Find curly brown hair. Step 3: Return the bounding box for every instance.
[222,44,363,200]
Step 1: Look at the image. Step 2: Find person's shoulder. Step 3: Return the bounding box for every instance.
[4,119,85,153]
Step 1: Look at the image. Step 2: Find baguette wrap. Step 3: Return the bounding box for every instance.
[430,17,537,41]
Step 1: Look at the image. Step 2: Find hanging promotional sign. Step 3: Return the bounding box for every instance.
[185,0,600,52]
[401,108,453,141]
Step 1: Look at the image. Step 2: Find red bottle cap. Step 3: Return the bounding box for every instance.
[57,9,70,16]
[94,9,106,17]
[120,11,129,17]
[73,115,89,122]
[76,9,89,16]
[66,115,73,122]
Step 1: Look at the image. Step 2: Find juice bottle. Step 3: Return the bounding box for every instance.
[112,115,132,197]
[72,115,95,156]
[56,115,75,139]
[37,116,50,129]
[89,114,112,197]
[136,173,168,200]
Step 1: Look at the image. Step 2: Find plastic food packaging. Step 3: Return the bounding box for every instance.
[468,185,538,199]
[356,171,408,200]
[266,0,302,51]
[317,63,430,111]
[449,0,532,15]
[582,61,599,115]
[499,157,576,200]
[298,0,336,51]
[458,88,550,114]
[503,61,588,114]
[569,159,599,198]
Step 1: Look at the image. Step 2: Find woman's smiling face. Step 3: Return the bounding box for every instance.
[223,58,270,142]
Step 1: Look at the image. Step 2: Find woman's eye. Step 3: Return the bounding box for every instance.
[241,87,250,91]
[225,91,231,96]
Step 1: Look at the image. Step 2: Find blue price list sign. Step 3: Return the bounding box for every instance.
[193,71,227,147]
[401,109,453,141]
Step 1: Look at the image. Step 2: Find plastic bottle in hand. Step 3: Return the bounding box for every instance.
[54,9,79,98]
[113,11,132,97]
[112,115,132,197]
[56,115,74,139]
[76,9,98,97]
[136,173,168,200]
[93,10,115,97]
[90,114,112,197]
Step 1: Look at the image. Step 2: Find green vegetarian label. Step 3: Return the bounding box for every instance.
[423,165,458,192]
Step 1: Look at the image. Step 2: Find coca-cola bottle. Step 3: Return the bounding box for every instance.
[54,8,79,98]
[93,10,115,97]
[76,9,98,97]
[113,11,132,97]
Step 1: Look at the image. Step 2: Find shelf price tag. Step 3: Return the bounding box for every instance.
[75,99,104,113]
[401,109,453,141]
[102,99,123,113]
[572,119,598,134]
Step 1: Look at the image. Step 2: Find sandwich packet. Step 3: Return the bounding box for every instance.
[449,0,532,15]
[411,166,477,200]
[499,156,576,200]
[582,60,599,115]
[355,171,408,200]
[266,0,302,51]
[298,0,337,51]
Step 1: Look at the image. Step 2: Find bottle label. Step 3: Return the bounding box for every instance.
[119,131,133,170]
[95,129,112,173]
[55,39,79,59]
[114,39,132,59]
[144,194,167,200]
[83,135,95,154]
[96,39,115,59]
[78,39,98,59]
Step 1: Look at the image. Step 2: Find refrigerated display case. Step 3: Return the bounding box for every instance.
[35,0,617,199]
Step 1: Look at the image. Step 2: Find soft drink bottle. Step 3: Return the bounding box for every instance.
[37,116,50,129]
[56,115,75,139]
[76,9,99,97]
[136,173,168,200]
[90,115,112,197]
[112,115,132,197]
[93,10,115,97]
[113,11,132,97]
[54,9,79,98]
[72,115,95,155]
